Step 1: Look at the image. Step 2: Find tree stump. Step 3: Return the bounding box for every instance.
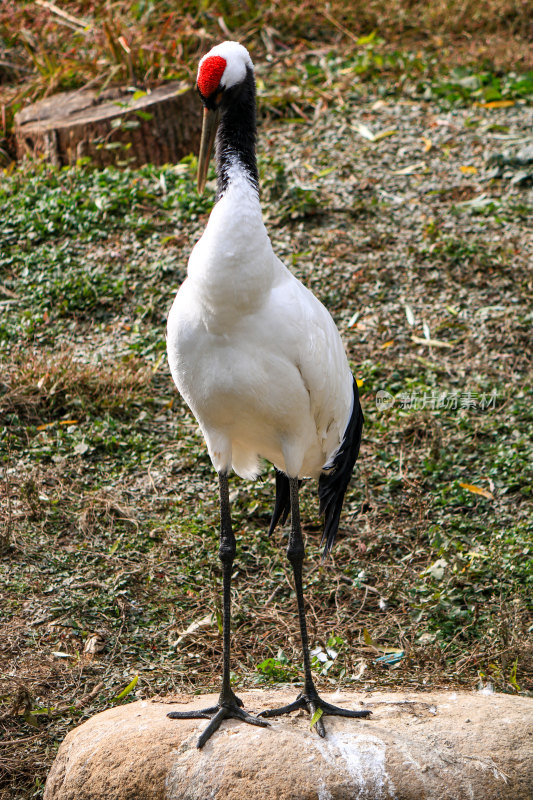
[14,82,202,168]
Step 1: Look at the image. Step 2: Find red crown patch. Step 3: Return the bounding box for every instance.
[197,55,227,98]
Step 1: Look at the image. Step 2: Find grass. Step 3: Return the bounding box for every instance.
[0,161,209,341]
[1,0,532,158]
[2,159,531,794]
[1,5,533,799]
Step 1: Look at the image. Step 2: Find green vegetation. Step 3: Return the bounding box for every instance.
[2,143,531,796]
[0,161,208,342]
[1,0,532,159]
[1,3,532,798]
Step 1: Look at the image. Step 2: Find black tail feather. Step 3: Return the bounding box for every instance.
[318,376,363,556]
[268,468,291,536]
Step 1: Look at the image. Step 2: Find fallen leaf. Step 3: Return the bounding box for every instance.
[108,537,122,555]
[421,136,433,152]
[84,633,106,654]
[114,674,138,701]
[310,707,323,729]
[152,352,165,373]
[173,613,215,647]
[456,193,497,210]
[372,129,397,142]
[404,304,416,326]
[117,35,131,54]
[73,441,90,455]
[460,165,478,174]
[316,167,336,177]
[411,335,453,349]
[363,628,403,655]
[381,340,394,349]
[459,482,494,500]
[363,627,374,648]
[354,122,396,143]
[393,162,426,175]
[476,100,515,109]
[23,711,39,728]
[425,558,448,580]
[354,122,375,141]
[351,659,367,680]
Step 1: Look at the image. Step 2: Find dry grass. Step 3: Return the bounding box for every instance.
[0,4,532,797]
[1,0,532,149]
[1,348,153,425]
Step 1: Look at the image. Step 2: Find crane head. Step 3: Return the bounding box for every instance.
[196,41,254,194]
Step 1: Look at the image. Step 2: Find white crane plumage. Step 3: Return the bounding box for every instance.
[166,41,370,748]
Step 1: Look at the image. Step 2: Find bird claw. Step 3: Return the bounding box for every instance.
[259,691,371,737]
[168,696,269,748]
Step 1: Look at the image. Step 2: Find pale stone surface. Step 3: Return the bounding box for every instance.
[44,689,533,800]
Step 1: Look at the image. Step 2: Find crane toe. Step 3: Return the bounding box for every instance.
[168,699,269,748]
[259,690,371,737]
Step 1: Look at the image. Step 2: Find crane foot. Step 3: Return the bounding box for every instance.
[259,691,371,737]
[168,694,269,748]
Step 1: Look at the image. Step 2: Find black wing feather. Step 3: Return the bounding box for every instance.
[318,376,363,556]
[268,468,291,536]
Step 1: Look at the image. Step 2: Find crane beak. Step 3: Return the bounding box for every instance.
[197,106,220,195]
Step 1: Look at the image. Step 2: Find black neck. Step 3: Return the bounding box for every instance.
[215,66,259,199]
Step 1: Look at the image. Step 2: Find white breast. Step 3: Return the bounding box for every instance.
[167,167,353,480]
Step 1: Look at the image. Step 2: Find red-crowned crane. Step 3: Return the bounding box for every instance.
[166,41,371,748]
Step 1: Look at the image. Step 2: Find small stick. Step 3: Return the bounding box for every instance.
[35,0,90,30]
[73,681,105,709]
[0,283,20,299]
[320,9,360,44]
[1,733,42,746]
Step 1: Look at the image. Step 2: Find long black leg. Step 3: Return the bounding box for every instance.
[287,477,315,697]
[168,471,268,748]
[218,470,238,703]
[260,477,371,735]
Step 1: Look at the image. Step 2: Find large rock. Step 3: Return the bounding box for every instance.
[44,689,532,800]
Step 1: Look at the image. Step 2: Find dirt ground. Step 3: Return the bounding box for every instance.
[1,39,532,800]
